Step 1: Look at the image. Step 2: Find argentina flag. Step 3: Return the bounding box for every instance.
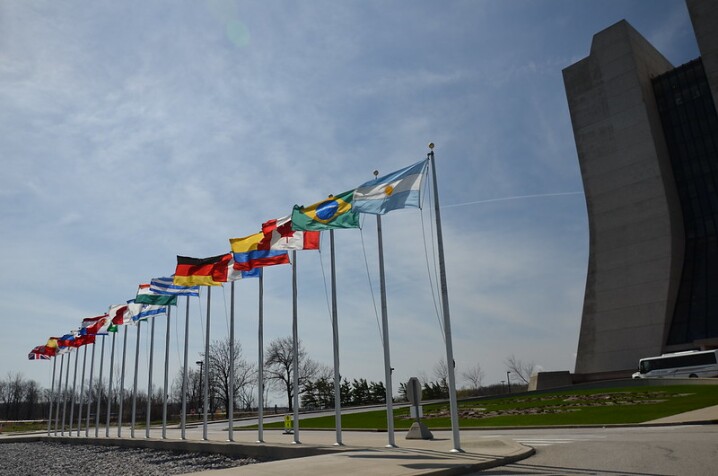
[352,159,428,215]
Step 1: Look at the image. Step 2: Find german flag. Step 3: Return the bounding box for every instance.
[173,253,232,287]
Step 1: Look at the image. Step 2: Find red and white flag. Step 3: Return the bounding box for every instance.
[261,215,320,251]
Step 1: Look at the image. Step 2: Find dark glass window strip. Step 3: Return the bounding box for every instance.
[652,58,718,345]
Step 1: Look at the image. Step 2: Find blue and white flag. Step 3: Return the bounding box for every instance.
[150,276,200,297]
[126,300,167,323]
[227,264,262,282]
[352,159,428,215]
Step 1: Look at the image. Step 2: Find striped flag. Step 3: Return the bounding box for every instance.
[352,159,428,215]
[135,283,178,306]
[229,233,290,271]
[150,276,200,297]
[175,253,268,284]
[127,301,167,323]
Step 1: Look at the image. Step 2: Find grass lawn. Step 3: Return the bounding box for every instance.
[260,384,718,430]
[0,421,47,432]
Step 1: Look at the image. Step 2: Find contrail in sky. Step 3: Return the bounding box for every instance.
[442,191,584,209]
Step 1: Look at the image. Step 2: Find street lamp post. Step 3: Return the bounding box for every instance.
[196,361,204,414]
[506,371,511,394]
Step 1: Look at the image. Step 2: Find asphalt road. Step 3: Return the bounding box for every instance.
[467,425,718,475]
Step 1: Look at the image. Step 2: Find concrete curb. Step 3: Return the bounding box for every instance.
[0,435,348,461]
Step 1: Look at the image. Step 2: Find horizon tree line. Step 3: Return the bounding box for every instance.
[4,342,533,421]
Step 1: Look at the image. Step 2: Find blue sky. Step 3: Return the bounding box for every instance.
[0,1,700,401]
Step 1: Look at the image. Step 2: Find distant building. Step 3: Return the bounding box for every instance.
[563,0,718,379]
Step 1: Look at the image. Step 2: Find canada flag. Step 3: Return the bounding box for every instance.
[261,215,320,251]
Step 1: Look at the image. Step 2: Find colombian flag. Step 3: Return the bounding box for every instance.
[229,233,290,271]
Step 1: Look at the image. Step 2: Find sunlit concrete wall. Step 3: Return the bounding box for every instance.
[563,21,685,375]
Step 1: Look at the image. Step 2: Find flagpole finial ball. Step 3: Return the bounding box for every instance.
[428,142,435,150]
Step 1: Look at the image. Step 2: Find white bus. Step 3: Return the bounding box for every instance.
[632,350,718,379]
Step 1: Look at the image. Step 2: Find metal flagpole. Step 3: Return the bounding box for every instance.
[162,306,172,439]
[58,352,67,434]
[202,287,211,441]
[428,144,462,452]
[95,335,106,437]
[146,313,157,438]
[228,281,235,442]
[77,344,88,435]
[47,355,57,436]
[257,271,264,443]
[105,329,117,437]
[181,296,190,440]
[330,230,342,446]
[131,321,142,438]
[376,213,396,447]
[291,250,300,444]
[118,325,129,437]
[61,350,72,435]
[69,348,79,436]
[106,331,116,437]
[85,341,96,436]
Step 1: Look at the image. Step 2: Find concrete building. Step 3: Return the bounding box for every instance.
[563,0,718,379]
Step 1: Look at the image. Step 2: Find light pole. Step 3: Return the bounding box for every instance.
[196,361,203,414]
[506,371,511,394]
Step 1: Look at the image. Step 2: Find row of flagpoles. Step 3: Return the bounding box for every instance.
[28,146,463,452]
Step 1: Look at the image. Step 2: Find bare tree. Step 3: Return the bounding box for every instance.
[0,374,43,420]
[461,363,484,390]
[24,380,40,419]
[8,373,24,420]
[264,337,319,411]
[504,355,536,384]
[171,367,202,414]
[433,358,449,386]
[0,378,9,419]
[203,337,256,413]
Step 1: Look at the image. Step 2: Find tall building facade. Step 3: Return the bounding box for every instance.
[563,0,718,377]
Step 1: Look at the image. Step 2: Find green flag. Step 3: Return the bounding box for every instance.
[135,284,178,306]
[291,189,360,231]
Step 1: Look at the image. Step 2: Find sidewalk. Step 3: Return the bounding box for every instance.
[642,403,718,425]
[0,425,534,476]
[3,404,718,476]
[180,429,534,476]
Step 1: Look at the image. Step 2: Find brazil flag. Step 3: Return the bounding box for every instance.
[291,189,360,231]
